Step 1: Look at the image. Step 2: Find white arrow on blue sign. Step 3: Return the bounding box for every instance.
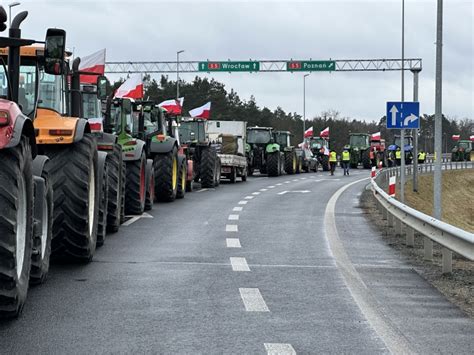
[386,101,420,129]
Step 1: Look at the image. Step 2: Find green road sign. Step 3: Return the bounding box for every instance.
[199,61,260,72]
[286,60,336,71]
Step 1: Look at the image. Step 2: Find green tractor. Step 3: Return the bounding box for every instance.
[451,140,472,162]
[103,97,153,214]
[309,137,330,171]
[179,118,221,188]
[348,133,371,169]
[246,127,282,176]
[273,130,299,174]
[132,102,181,202]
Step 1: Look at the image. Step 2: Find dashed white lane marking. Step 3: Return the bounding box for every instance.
[259,188,268,192]
[267,185,276,188]
[284,181,291,184]
[238,200,248,205]
[264,343,296,355]
[228,214,239,221]
[292,179,299,182]
[239,288,269,311]
[276,183,283,186]
[197,188,208,193]
[244,195,254,199]
[226,238,241,248]
[252,192,261,195]
[226,224,238,232]
[301,177,307,180]
[230,257,250,271]
[123,213,153,226]
[233,206,243,211]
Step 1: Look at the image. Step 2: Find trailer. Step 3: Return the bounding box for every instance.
[208,121,248,183]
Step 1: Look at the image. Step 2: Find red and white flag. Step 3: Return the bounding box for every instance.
[189,102,211,119]
[451,134,460,141]
[470,135,474,142]
[304,126,313,138]
[158,97,184,115]
[320,126,329,138]
[371,131,381,140]
[88,117,103,133]
[79,49,106,84]
[114,74,143,99]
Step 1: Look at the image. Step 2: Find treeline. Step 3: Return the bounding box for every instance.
[111,75,473,154]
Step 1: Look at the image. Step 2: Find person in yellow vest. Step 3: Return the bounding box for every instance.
[329,150,337,176]
[418,150,426,164]
[341,145,351,176]
[395,147,402,166]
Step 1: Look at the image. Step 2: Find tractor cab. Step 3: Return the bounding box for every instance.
[247,127,273,146]
[273,131,291,149]
[392,135,413,151]
[349,133,370,150]
[179,118,208,145]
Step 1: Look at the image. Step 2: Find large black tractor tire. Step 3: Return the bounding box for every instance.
[125,152,146,215]
[296,157,303,174]
[201,147,218,188]
[96,154,109,247]
[177,157,187,199]
[321,155,330,171]
[44,134,100,262]
[106,144,123,233]
[284,151,297,174]
[267,152,280,177]
[0,138,34,319]
[154,148,179,202]
[241,167,248,182]
[362,150,371,169]
[229,167,237,183]
[145,159,155,211]
[30,159,53,285]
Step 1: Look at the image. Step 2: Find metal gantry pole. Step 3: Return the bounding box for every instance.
[303,74,309,140]
[176,50,184,99]
[412,69,420,192]
[400,0,406,203]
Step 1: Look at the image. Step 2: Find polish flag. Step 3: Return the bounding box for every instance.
[189,102,211,119]
[79,49,106,84]
[114,74,143,99]
[158,97,184,115]
[88,117,103,133]
[320,126,329,138]
[451,134,460,141]
[304,126,313,138]
[470,135,474,142]
[371,131,381,140]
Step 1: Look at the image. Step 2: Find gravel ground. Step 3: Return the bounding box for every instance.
[361,188,474,318]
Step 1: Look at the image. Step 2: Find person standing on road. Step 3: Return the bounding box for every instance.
[341,146,350,176]
[329,150,337,176]
[418,150,426,164]
[395,147,402,166]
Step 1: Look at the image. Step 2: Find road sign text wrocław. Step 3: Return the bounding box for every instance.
[199,61,260,72]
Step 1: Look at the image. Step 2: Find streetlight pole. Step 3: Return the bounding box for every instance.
[303,74,310,140]
[8,2,21,27]
[400,0,406,203]
[176,50,184,99]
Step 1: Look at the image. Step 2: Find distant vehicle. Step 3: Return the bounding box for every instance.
[451,140,472,162]
[246,127,282,176]
[387,135,414,166]
[309,137,330,171]
[348,133,371,169]
[296,146,318,172]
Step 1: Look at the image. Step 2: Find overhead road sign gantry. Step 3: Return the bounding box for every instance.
[386,101,420,129]
[286,60,335,71]
[105,58,422,74]
[198,61,260,72]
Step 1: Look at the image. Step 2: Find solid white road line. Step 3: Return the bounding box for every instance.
[259,188,268,192]
[226,224,238,232]
[239,288,269,311]
[264,343,296,355]
[197,188,208,193]
[238,200,248,205]
[244,196,254,199]
[252,192,261,195]
[233,206,243,212]
[122,216,141,226]
[230,257,250,271]
[325,178,413,354]
[228,214,240,220]
[226,238,241,248]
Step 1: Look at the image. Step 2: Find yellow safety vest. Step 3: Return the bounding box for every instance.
[329,151,337,162]
[418,152,426,160]
[342,151,350,161]
[395,150,401,159]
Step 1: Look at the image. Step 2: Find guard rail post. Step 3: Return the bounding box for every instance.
[395,217,403,236]
[406,226,414,247]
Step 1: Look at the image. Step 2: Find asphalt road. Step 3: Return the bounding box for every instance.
[1,168,473,354]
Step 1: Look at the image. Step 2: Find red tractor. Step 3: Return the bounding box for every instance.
[369,135,387,167]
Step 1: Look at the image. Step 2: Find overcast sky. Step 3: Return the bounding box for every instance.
[12,0,474,122]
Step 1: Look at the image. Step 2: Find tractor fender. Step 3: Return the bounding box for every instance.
[33,175,46,236]
[73,118,91,143]
[266,143,280,154]
[32,154,50,178]
[123,139,146,161]
[187,159,194,181]
[145,159,153,186]
[100,132,118,145]
[149,137,177,154]
[5,114,37,157]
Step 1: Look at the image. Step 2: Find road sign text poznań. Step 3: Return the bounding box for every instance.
[286,60,335,71]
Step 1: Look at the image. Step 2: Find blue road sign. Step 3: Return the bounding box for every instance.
[386,101,420,129]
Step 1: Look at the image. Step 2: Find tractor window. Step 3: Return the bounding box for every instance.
[109,104,122,134]
[180,121,205,142]
[38,70,66,114]
[350,135,369,147]
[274,133,289,147]
[458,142,469,149]
[19,66,36,115]
[142,108,162,133]
[394,137,413,147]
[247,130,272,144]
[82,92,101,119]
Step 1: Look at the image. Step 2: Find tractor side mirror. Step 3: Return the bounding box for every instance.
[0,7,7,32]
[96,75,108,100]
[44,28,66,75]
